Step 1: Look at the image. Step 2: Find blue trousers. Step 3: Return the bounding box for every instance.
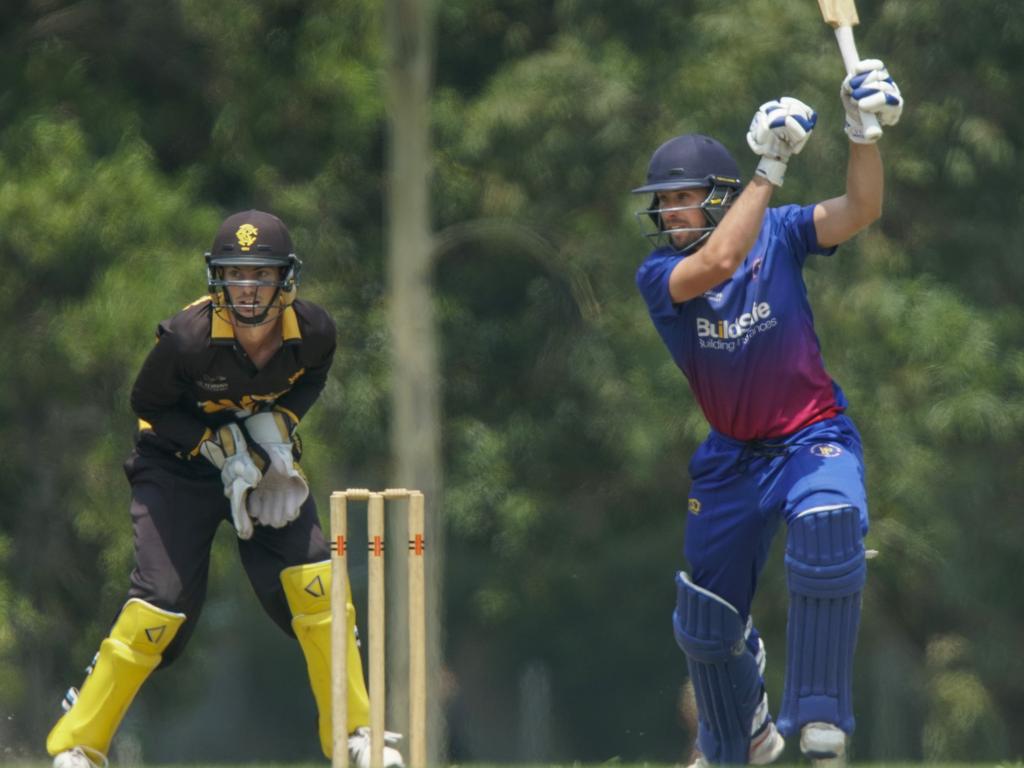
[683,414,868,619]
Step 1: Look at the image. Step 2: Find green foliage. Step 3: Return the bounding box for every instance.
[1,0,1022,763]
[0,533,25,711]
[923,635,1007,760]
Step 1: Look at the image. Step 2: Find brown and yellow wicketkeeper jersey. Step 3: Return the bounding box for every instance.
[130,296,336,461]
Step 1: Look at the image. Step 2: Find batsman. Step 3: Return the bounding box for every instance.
[46,211,403,768]
[632,41,903,768]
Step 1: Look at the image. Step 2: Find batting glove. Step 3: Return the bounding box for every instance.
[243,411,309,529]
[746,97,818,186]
[199,423,261,540]
[841,59,903,144]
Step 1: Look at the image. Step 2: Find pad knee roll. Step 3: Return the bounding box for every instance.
[778,505,866,737]
[280,561,370,757]
[47,598,185,756]
[673,572,766,764]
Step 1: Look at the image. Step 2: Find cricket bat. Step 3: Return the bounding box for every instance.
[816,0,883,140]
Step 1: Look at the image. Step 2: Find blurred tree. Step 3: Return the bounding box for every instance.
[0,0,1022,763]
[383,0,443,762]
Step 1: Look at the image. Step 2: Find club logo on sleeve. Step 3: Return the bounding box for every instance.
[810,443,843,458]
[695,302,777,351]
[687,498,701,515]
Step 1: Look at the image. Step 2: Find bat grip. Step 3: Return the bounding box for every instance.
[834,26,883,141]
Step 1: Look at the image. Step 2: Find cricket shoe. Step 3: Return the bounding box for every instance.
[348,727,405,768]
[800,722,846,768]
[685,722,785,768]
[750,721,786,764]
[52,746,108,768]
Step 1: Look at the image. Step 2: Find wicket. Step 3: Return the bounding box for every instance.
[329,489,427,768]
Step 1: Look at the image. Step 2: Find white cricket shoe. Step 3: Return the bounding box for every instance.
[750,721,786,765]
[800,722,846,767]
[347,727,405,768]
[52,746,108,768]
[685,722,784,768]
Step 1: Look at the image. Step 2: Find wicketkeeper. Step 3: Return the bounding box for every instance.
[46,210,403,768]
[633,62,902,765]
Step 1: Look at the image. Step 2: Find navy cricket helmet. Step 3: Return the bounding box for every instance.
[632,134,743,253]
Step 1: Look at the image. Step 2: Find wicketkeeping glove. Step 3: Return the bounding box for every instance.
[746,97,818,187]
[841,59,903,144]
[243,411,309,529]
[198,424,262,540]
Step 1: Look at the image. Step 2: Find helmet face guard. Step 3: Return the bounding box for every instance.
[206,253,301,326]
[634,183,741,253]
[631,134,743,254]
[205,211,302,326]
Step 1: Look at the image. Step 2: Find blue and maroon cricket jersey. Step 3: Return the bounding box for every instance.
[636,204,844,441]
[641,203,870,743]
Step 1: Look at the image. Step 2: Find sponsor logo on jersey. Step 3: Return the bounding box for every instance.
[696,301,773,339]
[687,498,701,515]
[810,443,843,458]
[198,374,229,392]
[695,301,779,353]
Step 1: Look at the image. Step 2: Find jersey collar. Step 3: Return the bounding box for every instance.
[210,303,303,344]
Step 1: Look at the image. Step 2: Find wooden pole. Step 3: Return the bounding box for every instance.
[329,492,350,768]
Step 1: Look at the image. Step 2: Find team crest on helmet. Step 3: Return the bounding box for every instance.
[811,443,843,458]
[688,498,701,515]
[235,223,259,251]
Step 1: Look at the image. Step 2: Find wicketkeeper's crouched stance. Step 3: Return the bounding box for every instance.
[632,53,902,768]
[47,211,402,768]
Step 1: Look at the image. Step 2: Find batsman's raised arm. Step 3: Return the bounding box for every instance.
[634,97,819,305]
[661,177,776,305]
[814,58,903,248]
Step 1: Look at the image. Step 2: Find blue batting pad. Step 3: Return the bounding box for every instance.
[777,506,866,737]
[673,572,763,763]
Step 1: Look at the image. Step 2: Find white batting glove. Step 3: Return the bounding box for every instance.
[841,59,903,144]
[199,423,261,540]
[243,411,309,529]
[746,97,818,186]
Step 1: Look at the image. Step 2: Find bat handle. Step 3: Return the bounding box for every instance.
[834,26,883,141]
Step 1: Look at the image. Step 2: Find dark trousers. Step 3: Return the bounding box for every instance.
[123,449,329,666]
